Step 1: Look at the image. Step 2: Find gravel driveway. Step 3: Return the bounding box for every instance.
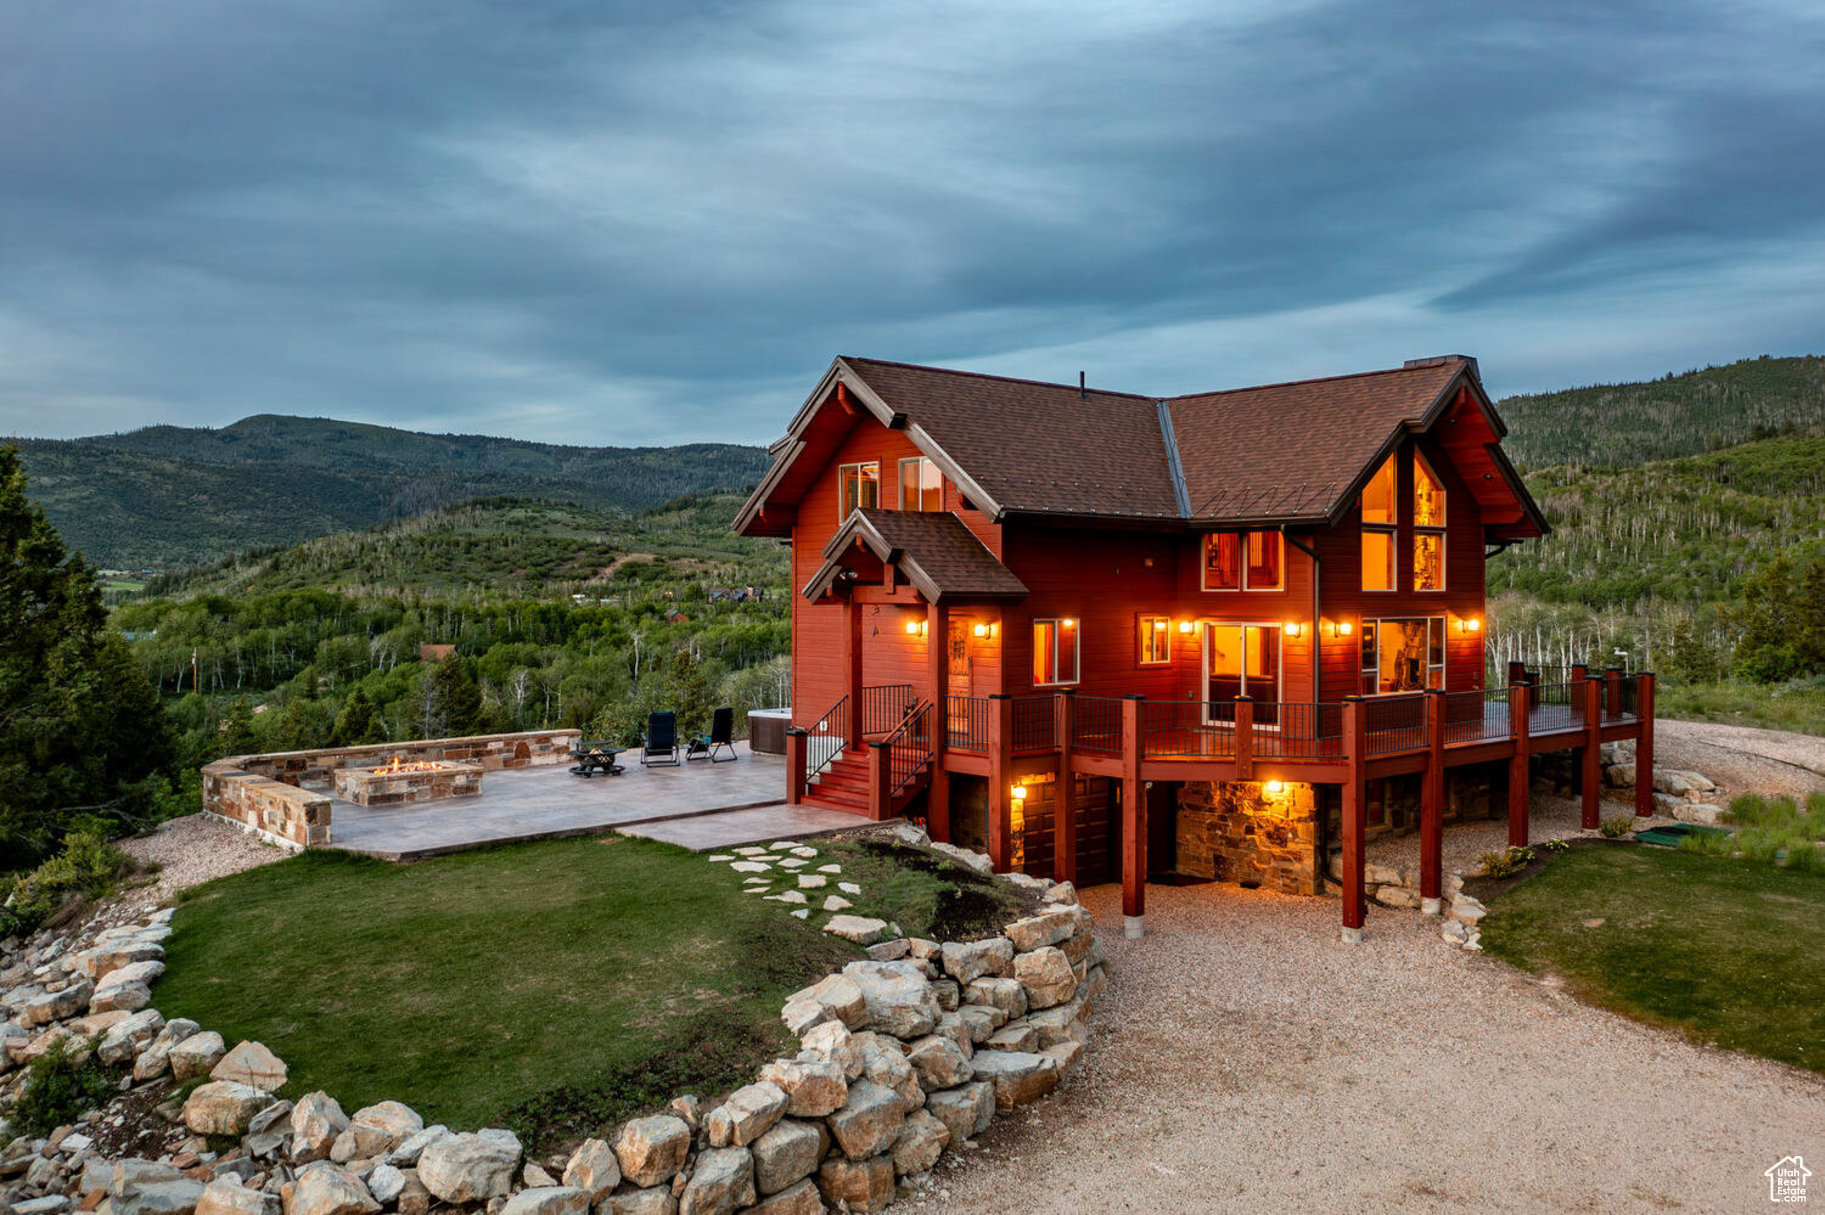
[929,881,1825,1213]
[1656,718,1825,801]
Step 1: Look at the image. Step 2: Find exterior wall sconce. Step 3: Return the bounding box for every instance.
[1284,621,1304,638]
[1060,618,1077,629]
[972,622,997,640]
[1323,619,1354,638]
[905,619,927,637]
[1263,780,1285,798]
[1177,620,1195,635]
[1457,617,1482,634]
[1011,784,1028,801]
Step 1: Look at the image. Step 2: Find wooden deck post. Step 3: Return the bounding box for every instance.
[1568,665,1588,798]
[1506,660,1527,687]
[987,694,1014,872]
[1634,672,1657,817]
[1120,695,1146,939]
[1507,682,1531,847]
[868,741,892,821]
[1420,689,1445,911]
[1054,690,1076,884]
[926,600,950,842]
[844,593,865,742]
[786,727,807,806]
[1234,696,1254,780]
[1581,674,1603,829]
[1340,697,1367,942]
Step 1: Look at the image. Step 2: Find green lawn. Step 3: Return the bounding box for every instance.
[1479,844,1825,1074]
[154,836,858,1148]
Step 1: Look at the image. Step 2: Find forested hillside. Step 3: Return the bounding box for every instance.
[9,415,771,569]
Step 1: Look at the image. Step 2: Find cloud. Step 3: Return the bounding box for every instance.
[0,0,1820,444]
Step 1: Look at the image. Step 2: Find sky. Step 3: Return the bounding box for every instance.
[2,0,1822,447]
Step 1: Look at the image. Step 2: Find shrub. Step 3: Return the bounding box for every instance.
[1479,846,1536,880]
[1541,837,1572,853]
[1598,815,1636,839]
[2,829,134,938]
[10,1036,115,1136]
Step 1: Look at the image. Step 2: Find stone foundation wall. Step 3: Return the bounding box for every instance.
[1176,781,1320,895]
[200,767,331,849]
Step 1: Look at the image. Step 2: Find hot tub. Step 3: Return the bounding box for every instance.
[748,708,791,756]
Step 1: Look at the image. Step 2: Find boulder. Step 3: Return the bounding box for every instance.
[840,960,941,1038]
[1002,906,1081,953]
[758,1058,847,1118]
[343,1102,424,1158]
[560,1138,620,1202]
[705,1081,787,1148]
[289,1092,349,1162]
[499,1188,591,1215]
[855,1032,924,1113]
[183,1081,274,1137]
[749,1119,827,1196]
[968,1049,1059,1109]
[927,842,993,874]
[799,1020,864,1079]
[170,1031,227,1081]
[1012,947,1075,1009]
[964,976,1027,1020]
[213,1041,288,1090]
[600,1188,677,1215]
[815,1154,894,1213]
[1654,768,1716,797]
[821,915,889,945]
[612,1116,690,1189]
[939,938,1013,984]
[250,1098,295,1135]
[677,1147,755,1215]
[97,1008,165,1066]
[824,1079,903,1161]
[890,1109,949,1175]
[20,977,92,1025]
[364,1166,406,1207]
[923,1080,995,1144]
[956,1005,1004,1043]
[744,1178,824,1215]
[986,1022,1038,1053]
[416,1129,521,1203]
[81,940,166,980]
[1041,1038,1086,1075]
[905,1034,972,1091]
[385,1124,450,1167]
[113,1174,206,1215]
[284,1164,379,1215]
[195,1183,272,1215]
[787,974,868,1030]
[1374,885,1423,910]
[1024,1002,1084,1048]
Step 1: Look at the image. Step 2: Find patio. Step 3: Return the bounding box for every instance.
[326,742,866,860]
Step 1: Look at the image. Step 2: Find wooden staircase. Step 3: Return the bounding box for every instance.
[801,746,874,815]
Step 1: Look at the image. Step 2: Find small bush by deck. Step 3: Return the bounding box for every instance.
[1479,844,1825,1074]
[154,835,858,1149]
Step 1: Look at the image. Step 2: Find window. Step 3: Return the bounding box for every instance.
[838,462,878,517]
[1359,617,1445,694]
[1034,618,1079,686]
[1413,454,1445,590]
[898,457,942,512]
[1138,616,1171,665]
[1203,531,1283,591]
[1203,623,1281,723]
[1361,453,1397,591]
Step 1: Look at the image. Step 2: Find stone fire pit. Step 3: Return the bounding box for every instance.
[334,758,484,807]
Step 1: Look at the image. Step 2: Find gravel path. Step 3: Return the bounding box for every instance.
[927,882,1825,1213]
[117,814,288,910]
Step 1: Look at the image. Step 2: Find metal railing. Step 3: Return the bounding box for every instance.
[947,695,988,751]
[1614,673,1641,719]
[805,695,849,781]
[1365,694,1427,756]
[1443,688,1509,745]
[885,701,933,801]
[1072,696,1124,755]
[1528,682,1580,733]
[1255,702,1344,760]
[862,684,915,737]
[1012,695,1057,752]
[1140,701,1234,759]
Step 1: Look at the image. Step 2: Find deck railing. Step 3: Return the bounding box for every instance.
[1529,682,1581,733]
[861,684,916,737]
[884,701,933,800]
[1255,702,1345,760]
[1612,674,1641,720]
[805,694,849,781]
[1443,687,1509,745]
[946,694,988,751]
[1364,693,1427,756]
[1140,701,1235,759]
[1012,695,1058,752]
[1071,696,1124,755]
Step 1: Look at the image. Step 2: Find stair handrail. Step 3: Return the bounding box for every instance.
[805,694,850,783]
[883,699,934,800]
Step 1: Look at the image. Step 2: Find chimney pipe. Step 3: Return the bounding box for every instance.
[1079,371,1087,401]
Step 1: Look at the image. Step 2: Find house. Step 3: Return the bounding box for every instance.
[735,355,1656,940]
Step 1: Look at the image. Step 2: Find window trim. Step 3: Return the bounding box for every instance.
[897,456,942,512]
[1033,617,1081,687]
[1411,452,1447,592]
[838,461,879,518]
[1137,615,1171,666]
[1358,615,1447,695]
[1202,531,1285,592]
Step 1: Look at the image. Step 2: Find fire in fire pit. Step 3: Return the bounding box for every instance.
[334,756,483,807]
[373,756,451,775]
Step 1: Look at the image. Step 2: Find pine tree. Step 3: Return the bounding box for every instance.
[218,698,260,758]
[428,653,482,738]
[332,687,387,745]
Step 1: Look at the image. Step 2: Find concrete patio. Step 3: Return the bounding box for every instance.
[325,742,867,860]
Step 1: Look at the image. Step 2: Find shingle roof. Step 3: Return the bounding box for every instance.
[804,509,1027,602]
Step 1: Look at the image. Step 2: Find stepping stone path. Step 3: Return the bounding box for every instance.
[769,842,798,851]
[706,841,872,934]
[839,882,862,895]
[706,855,734,863]
[736,847,770,856]
[817,864,842,874]
[824,896,852,911]
[790,848,817,858]
[766,891,808,905]
[790,909,810,919]
[730,861,771,874]
[777,858,807,869]
[798,875,827,889]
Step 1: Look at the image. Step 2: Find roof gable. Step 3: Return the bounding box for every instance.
[803,508,1027,603]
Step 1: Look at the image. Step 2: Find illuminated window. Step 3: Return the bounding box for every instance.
[898,457,942,512]
[838,462,878,517]
[1034,618,1080,686]
[1413,533,1445,591]
[1204,532,1282,591]
[1362,530,1395,591]
[1361,453,1397,591]
[1360,617,1446,694]
[1413,455,1445,527]
[1413,454,1445,590]
[1138,616,1170,665]
[1361,454,1396,524]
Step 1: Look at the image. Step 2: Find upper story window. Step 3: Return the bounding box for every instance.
[1360,454,1396,592]
[1138,615,1171,665]
[898,457,943,511]
[1034,618,1080,686]
[1413,454,1446,591]
[1202,531,1284,591]
[838,462,879,517]
[1360,617,1445,693]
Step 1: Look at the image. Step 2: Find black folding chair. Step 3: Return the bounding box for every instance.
[641,711,681,767]
[687,707,737,763]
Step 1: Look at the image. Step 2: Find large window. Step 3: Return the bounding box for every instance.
[838,462,879,517]
[1138,615,1171,665]
[1033,618,1080,686]
[1413,454,1445,591]
[1360,617,1445,693]
[1203,531,1283,591]
[898,456,942,512]
[1203,623,1281,724]
[1361,454,1396,591]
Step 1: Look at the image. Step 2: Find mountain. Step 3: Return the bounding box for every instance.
[142,493,787,599]
[6,415,772,569]
[1495,353,1825,470]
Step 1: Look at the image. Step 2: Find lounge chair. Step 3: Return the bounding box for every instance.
[641,711,681,767]
[687,707,737,763]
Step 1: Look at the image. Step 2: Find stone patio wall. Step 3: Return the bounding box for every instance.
[1175,780,1320,895]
